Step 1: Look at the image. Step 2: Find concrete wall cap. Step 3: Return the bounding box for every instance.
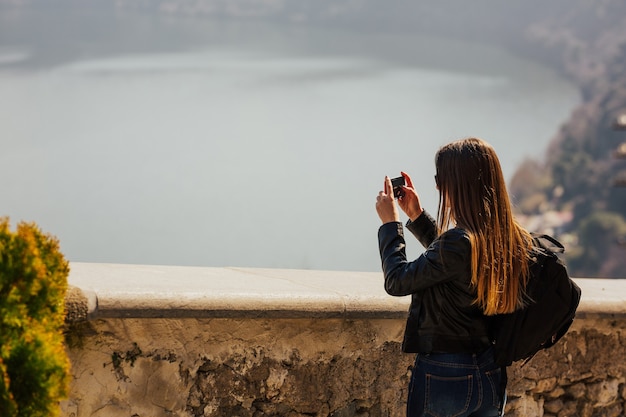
[67,262,626,319]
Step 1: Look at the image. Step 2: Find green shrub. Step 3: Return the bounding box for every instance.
[0,218,70,417]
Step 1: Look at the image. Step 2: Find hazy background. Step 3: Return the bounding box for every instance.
[0,5,580,271]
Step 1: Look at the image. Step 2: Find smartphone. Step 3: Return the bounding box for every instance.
[391,176,405,198]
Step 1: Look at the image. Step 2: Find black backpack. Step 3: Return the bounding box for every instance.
[491,234,582,367]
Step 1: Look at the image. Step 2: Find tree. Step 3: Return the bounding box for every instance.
[568,211,626,278]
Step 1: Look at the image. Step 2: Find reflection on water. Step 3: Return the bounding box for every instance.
[0,11,580,271]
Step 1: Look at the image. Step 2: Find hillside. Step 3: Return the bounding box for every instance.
[511,50,626,278]
[507,2,626,278]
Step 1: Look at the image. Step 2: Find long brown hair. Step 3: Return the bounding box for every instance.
[435,138,532,315]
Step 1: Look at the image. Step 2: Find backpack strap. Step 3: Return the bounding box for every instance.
[531,233,565,254]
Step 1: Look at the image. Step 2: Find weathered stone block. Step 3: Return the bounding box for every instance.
[544,398,563,414]
[567,382,587,399]
[587,379,622,407]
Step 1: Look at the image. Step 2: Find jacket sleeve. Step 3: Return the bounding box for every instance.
[378,216,471,297]
[406,210,438,248]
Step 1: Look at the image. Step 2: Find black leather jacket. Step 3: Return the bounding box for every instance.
[378,211,492,354]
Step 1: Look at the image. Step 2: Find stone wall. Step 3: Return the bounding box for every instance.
[62,264,626,417]
[62,315,626,417]
[505,315,626,417]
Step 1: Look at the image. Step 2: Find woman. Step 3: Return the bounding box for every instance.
[375,138,532,417]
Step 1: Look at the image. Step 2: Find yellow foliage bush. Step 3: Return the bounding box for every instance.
[0,218,70,417]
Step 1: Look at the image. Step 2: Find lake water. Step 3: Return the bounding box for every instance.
[0,13,580,272]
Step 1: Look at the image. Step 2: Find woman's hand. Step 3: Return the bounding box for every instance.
[376,176,400,224]
[397,172,424,221]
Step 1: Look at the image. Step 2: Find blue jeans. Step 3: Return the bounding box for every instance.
[407,347,505,417]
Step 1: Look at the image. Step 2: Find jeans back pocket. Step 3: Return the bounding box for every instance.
[425,373,473,417]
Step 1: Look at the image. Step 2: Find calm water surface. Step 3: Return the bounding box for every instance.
[0,14,580,271]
